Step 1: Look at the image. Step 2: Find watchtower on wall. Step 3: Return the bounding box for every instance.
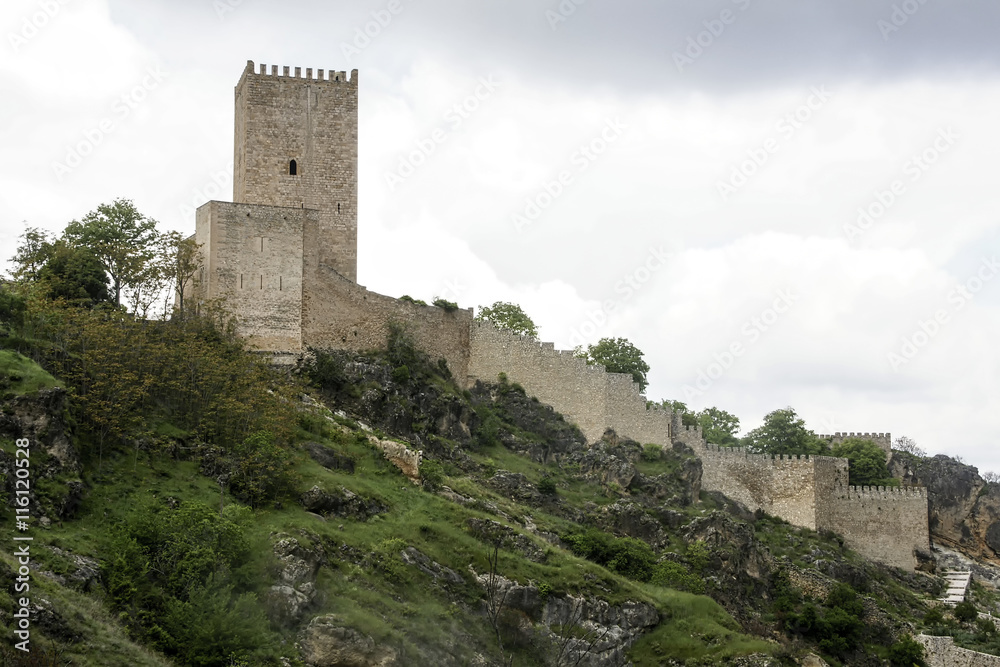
[234,60,358,282]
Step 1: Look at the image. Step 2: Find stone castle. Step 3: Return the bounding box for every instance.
[187,61,930,572]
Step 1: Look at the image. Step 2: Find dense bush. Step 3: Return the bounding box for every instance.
[563,528,656,582]
[102,501,273,665]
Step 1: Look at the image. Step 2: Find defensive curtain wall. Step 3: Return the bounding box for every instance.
[190,61,929,572]
[464,324,929,571]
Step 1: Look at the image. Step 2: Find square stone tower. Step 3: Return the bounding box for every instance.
[233,60,358,282]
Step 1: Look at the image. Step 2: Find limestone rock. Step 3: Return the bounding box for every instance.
[266,534,322,626]
[488,470,541,504]
[0,388,79,473]
[892,453,1000,563]
[400,547,463,585]
[305,441,355,473]
[369,437,421,483]
[300,615,398,667]
[300,485,385,520]
[466,517,546,562]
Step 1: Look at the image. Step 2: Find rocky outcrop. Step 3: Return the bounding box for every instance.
[0,387,84,523]
[891,454,1000,563]
[300,485,386,520]
[369,437,421,483]
[264,534,323,626]
[300,615,398,667]
[469,571,659,667]
[466,517,547,562]
[0,387,78,473]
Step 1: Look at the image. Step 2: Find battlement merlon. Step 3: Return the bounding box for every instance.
[242,60,358,85]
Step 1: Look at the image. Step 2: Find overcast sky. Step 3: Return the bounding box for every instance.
[2,0,999,470]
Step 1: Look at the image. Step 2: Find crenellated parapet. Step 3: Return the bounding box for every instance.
[246,60,358,85]
[835,483,927,500]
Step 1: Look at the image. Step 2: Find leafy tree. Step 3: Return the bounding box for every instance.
[831,437,893,487]
[37,241,111,306]
[742,407,828,456]
[888,635,926,667]
[579,337,650,392]
[162,231,201,318]
[954,600,978,623]
[63,198,162,308]
[697,407,740,446]
[475,301,538,338]
[9,226,58,284]
[894,435,926,458]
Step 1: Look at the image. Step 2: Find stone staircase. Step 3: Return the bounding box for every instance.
[941,570,972,605]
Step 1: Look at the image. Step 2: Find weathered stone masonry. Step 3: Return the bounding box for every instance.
[190,62,931,572]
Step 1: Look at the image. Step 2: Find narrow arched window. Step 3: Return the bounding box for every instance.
[289,159,298,176]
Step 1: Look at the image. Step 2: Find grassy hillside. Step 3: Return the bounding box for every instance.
[0,294,960,666]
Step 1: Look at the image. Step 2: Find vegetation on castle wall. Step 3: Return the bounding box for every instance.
[475,300,538,338]
[742,407,829,456]
[576,336,651,392]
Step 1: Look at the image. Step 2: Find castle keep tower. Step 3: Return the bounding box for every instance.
[234,61,358,281]
[189,61,359,353]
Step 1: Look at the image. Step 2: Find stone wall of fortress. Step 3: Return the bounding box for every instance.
[918,635,1000,666]
[301,266,473,381]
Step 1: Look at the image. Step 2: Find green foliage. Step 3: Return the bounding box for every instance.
[563,528,656,581]
[420,458,445,491]
[399,294,428,306]
[8,226,56,283]
[684,540,711,574]
[832,437,893,487]
[923,607,945,626]
[475,301,538,338]
[101,501,272,664]
[538,475,557,495]
[37,241,111,306]
[432,297,459,312]
[392,364,411,383]
[657,399,699,427]
[0,349,61,396]
[782,583,865,659]
[0,285,28,330]
[62,198,162,308]
[954,600,978,623]
[227,432,298,509]
[650,560,706,594]
[641,443,662,462]
[742,407,828,456]
[696,407,740,446]
[579,337,650,392]
[888,635,926,666]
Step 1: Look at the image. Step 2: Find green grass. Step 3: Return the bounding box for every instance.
[0,348,61,396]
